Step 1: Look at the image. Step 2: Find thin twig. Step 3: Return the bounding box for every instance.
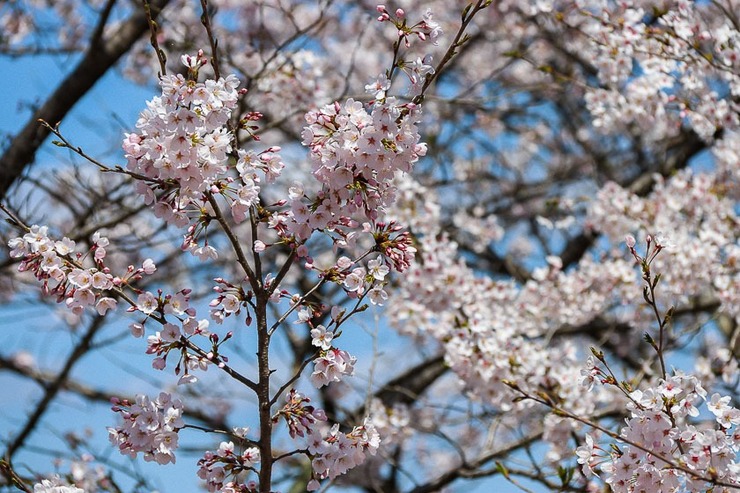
[143,0,167,76]
[199,0,221,79]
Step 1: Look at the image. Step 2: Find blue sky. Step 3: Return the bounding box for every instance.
[0,52,157,160]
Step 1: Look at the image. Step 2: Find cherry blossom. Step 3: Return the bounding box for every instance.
[108,393,184,465]
[32,478,84,493]
[3,1,739,492]
[580,375,740,492]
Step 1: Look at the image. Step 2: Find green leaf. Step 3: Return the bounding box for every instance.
[652,272,661,288]
[495,461,510,479]
[643,332,657,349]
[557,466,574,486]
[664,305,675,323]
[502,50,522,58]
[462,3,472,20]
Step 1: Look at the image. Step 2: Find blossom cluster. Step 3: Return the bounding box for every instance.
[8,225,156,316]
[376,5,443,46]
[577,374,740,492]
[306,311,357,389]
[587,169,740,324]
[312,253,392,305]
[310,347,356,389]
[0,0,88,50]
[278,389,328,438]
[367,398,413,447]
[276,390,380,490]
[568,0,740,141]
[300,223,415,306]
[107,393,184,465]
[385,177,639,460]
[208,276,262,325]
[288,96,426,244]
[305,418,380,490]
[122,52,287,256]
[30,454,112,493]
[197,440,261,493]
[122,53,239,210]
[695,343,740,389]
[139,313,213,384]
[144,321,210,379]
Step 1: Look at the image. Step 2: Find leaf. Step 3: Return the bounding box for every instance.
[557,466,574,486]
[462,3,473,20]
[664,306,675,324]
[652,272,661,288]
[495,461,510,479]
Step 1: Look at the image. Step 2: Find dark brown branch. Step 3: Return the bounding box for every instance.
[405,405,623,493]
[405,429,543,493]
[89,0,118,48]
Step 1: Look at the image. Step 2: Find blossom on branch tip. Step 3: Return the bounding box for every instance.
[310,348,356,388]
[108,393,184,465]
[8,226,155,317]
[580,372,740,490]
[310,325,334,350]
[197,441,261,492]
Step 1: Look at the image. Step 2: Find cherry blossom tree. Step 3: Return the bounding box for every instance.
[1,0,739,492]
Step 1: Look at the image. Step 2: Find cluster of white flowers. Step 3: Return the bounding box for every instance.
[197,440,261,493]
[271,390,380,490]
[0,0,88,50]
[8,225,156,316]
[310,347,357,389]
[288,96,426,243]
[376,5,443,45]
[695,343,740,388]
[229,146,284,223]
[108,393,184,465]
[305,418,380,490]
[315,254,390,304]
[577,374,740,491]
[587,169,740,323]
[122,53,238,202]
[144,321,211,384]
[30,454,111,493]
[368,398,413,447]
[122,52,287,251]
[571,0,740,141]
